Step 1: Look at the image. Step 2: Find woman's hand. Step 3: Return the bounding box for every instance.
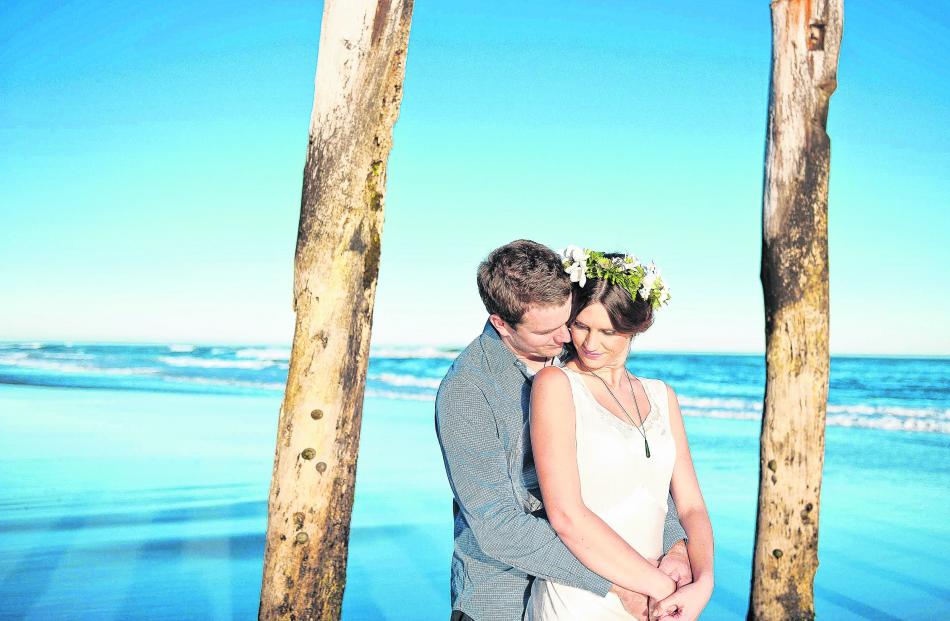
[651,576,713,620]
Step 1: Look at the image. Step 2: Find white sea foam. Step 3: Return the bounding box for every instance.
[679,405,948,433]
[681,408,760,421]
[827,403,949,419]
[826,414,950,434]
[365,388,436,401]
[235,348,290,361]
[166,376,285,392]
[94,366,163,376]
[678,397,948,422]
[370,347,459,360]
[369,373,442,389]
[679,396,759,411]
[0,353,30,363]
[157,356,275,370]
[0,355,160,376]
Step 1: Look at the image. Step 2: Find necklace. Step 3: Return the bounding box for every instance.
[586,369,651,458]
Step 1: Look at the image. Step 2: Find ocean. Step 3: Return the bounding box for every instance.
[1,343,948,619]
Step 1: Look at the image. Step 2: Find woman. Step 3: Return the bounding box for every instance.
[525,248,714,621]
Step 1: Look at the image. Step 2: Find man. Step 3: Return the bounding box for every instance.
[435,240,692,621]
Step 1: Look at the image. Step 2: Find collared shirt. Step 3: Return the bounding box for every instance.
[435,321,687,620]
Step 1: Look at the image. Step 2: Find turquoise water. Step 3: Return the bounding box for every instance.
[1,345,948,619]
[2,344,947,433]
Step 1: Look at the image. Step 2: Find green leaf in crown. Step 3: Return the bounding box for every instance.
[558,245,671,310]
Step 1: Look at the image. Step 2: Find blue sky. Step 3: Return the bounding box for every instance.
[1,1,948,354]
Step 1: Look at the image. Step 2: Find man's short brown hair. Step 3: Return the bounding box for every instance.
[476,240,571,326]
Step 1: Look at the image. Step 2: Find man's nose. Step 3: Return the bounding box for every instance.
[555,324,571,344]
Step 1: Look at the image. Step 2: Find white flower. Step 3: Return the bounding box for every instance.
[566,262,587,287]
[622,255,640,272]
[639,271,657,300]
[559,245,589,287]
[564,245,588,263]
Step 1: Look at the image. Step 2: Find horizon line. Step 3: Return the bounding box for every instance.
[1,339,947,360]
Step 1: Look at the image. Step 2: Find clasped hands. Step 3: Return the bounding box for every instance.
[612,541,710,621]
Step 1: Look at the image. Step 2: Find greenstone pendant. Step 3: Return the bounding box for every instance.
[644,437,651,458]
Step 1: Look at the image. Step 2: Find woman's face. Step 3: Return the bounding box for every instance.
[570,302,633,370]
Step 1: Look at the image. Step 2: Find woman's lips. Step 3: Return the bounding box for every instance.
[581,348,602,358]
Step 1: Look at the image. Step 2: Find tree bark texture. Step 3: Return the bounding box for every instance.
[749,1,842,620]
[259,1,413,619]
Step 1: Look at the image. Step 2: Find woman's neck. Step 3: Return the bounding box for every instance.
[572,358,629,388]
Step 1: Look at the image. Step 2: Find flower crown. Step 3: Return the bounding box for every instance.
[558,246,671,310]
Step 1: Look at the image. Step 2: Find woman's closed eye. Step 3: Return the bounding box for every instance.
[572,322,614,336]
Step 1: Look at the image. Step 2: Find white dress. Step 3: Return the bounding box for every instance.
[525,367,677,621]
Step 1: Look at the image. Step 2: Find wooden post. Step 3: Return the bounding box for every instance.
[259,1,414,619]
[749,1,842,619]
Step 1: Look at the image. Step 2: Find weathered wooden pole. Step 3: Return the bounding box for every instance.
[749,1,842,619]
[259,1,413,619]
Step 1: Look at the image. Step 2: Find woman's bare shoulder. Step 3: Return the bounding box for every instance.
[531,366,573,400]
[534,365,569,383]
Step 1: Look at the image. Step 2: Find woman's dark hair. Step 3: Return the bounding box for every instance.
[569,253,655,335]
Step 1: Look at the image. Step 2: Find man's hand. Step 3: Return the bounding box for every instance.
[657,539,692,589]
[610,584,650,620]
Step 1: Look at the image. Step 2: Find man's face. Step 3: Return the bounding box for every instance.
[490,297,573,363]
